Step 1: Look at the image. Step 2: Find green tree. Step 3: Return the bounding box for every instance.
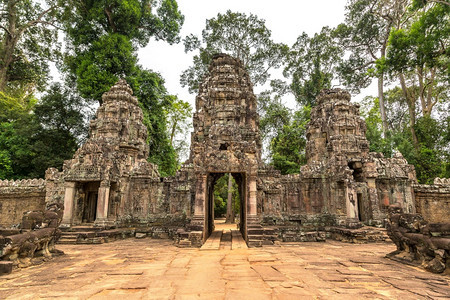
[0,0,60,92]
[29,83,87,178]
[0,90,37,179]
[258,92,291,146]
[128,68,178,176]
[60,0,184,176]
[165,96,192,164]
[270,106,310,174]
[213,174,239,218]
[0,118,36,179]
[61,0,184,103]
[381,0,449,149]
[284,27,343,106]
[361,87,449,183]
[0,83,87,179]
[180,10,288,93]
[336,0,408,137]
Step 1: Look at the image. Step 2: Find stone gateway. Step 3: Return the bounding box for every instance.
[1,54,449,256]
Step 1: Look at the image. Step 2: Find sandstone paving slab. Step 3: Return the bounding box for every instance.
[225,287,272,300]
[272,286,315,299]
[1,239,449,299]
[336,267,373,276]
[169,256,192,268]
[174,292,225,300]
[315,272,348,282]
[141,287,176,299]
[247,254,277,263]
[222,269,260,280]
[89,288,147,299]
[173,279,226,294]
[251,265,287,281]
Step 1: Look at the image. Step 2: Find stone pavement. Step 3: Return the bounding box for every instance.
[0,238,448,299]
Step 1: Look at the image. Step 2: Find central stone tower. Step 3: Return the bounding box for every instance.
[190,53,262,242]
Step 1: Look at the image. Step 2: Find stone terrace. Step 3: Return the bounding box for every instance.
[0,239,448,299]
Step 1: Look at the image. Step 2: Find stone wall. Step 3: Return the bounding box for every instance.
[0,179,46,227]
[414,178,450,223]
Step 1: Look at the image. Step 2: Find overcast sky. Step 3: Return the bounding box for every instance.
[137,0,376,109]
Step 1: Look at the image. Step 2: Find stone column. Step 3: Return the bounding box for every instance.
[194,173,207,216]
[95,180,110,225]
[367,178,383,224]
[248,175,257,216]
[345,184,357,219]
[61,181,77,227]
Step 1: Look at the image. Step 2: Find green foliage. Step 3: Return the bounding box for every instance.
[128,68,178,176]
[60,0,184,176]
[213,174,239,218]
[335,0,405,92]
[0,84,87,179]
[29,84,87,178]
[165,96,193,164]
[71,33,137,102]
[34,83,87,140]
[181,10,288,93]
[0,0,60,92]
[362,89,450,183]
[360,96,393,156]
[61,0,184,47]
[270,106,310,174]
[259,94,291,142]
[0,120,35,179]
[386,2,449,76]
[284,27,342,106]
[61,0,184,104]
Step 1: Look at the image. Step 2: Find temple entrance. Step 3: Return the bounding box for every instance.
[205,172,246,241]
[81,181,100,223]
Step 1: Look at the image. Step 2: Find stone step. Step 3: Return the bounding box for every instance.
[248,234,264,241]
[177,239,192,248]
[200,230,223,250]
[247,240,262,247]
[57,236,78,244]
[68,226,100,232]
[231,230,248,250]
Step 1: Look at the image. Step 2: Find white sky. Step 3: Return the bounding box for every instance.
[137,0,377,109]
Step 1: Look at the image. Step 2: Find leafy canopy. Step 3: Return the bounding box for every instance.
[181,10,288,93]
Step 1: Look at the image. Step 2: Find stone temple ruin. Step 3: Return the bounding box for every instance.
[0,53,449,273]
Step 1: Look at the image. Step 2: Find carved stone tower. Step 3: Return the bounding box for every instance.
[301,89,415,227]
[190,53,262,242]
[61,79,158,227]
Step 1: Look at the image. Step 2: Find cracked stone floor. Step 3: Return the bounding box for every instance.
[0,237,449,299]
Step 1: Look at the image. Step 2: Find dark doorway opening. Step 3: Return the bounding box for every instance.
[81,181,100,223]
[205,172,246,240]
[83,192,98,223]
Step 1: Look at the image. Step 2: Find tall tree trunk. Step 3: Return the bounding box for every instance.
[378,45,388,138]
[399,73,419,150]
[0,2,18,91]
[378,74,388,138]
[170,120,177,147]
[226,173,233,223]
